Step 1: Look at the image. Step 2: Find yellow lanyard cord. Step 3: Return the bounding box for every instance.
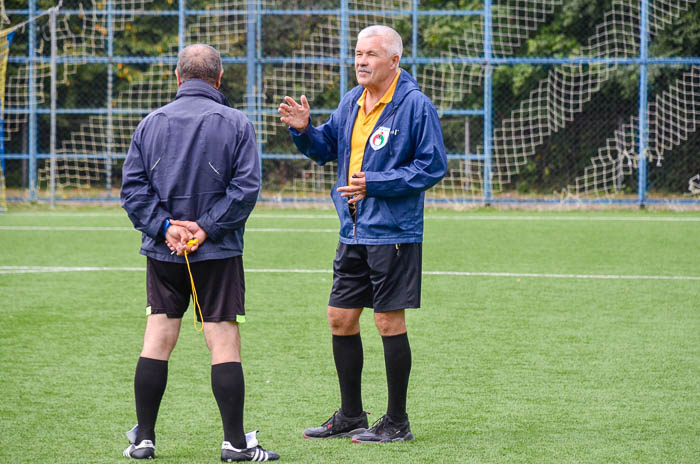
[183,239,203,332]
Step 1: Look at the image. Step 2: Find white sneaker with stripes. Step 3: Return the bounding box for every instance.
[123,440,155,459]
[221,430,280,462]
[123,424,155,459]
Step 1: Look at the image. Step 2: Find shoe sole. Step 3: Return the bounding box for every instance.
[303,428,367,439]
[352,432,415,444]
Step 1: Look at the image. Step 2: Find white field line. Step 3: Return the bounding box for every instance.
[7,213,127,217]
[0,226,134,231]
[247,228,337,233]
[1,266,698,281]
[5,212,700,222]
[0,266,144,274]
[252,214,700,222]
[0,226,337,233]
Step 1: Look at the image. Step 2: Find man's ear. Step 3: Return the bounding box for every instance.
[391,54,400,70]
[215,69,224,89]
[175,69,182,87]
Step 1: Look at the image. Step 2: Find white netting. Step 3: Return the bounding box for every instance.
[28,0,161,194]
[279,162,338,202]
[4,1,698,201]
[257,20,340,144]
[185,1,246,56]
[476,0,697,198]
[425,0,565,202]
[566,66,700,197]
[688,174,700,195]
[0,165,6,211]
[34,1,249,194]
[420,0,563,111]
[4,0,160,142]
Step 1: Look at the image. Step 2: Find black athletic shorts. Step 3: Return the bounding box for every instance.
[146,256,245,323]
[329,242,422,312]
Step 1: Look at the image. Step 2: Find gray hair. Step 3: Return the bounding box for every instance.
[357,25,403,59]
[176,44,223,86]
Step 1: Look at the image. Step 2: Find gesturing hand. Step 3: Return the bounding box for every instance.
[278,95,310,132]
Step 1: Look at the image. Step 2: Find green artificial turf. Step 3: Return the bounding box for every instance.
[0,205,698,463]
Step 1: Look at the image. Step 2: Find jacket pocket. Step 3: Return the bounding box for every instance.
[379,195,420,232]
[203,159,227,188]
[330,187,353,238]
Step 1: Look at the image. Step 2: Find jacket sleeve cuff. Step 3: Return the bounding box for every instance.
[196,215,220,242]
[144,214,170,240]
[364,171,380,196]
[288,117,313,136]
[161,219,171,237]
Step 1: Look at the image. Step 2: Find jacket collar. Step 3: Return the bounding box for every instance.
[175,78,230,107]
[386,68,419,106]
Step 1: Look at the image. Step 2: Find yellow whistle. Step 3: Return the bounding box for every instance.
[187,238,198,247]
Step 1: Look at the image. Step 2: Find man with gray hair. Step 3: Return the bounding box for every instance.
[279,25,446,443]
[121,44,279,461]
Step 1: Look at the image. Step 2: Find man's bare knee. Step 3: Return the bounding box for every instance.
[204,321,241,364]
[141,314,181,360]
[327,306,362,335]
[374,310,406,337]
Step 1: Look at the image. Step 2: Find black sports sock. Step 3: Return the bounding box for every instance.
[211,362,246,449]
[332,333,364,417]
[382,332,412,423]
[134,357,168,444]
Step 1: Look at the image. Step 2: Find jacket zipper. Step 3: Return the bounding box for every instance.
[344,100,359,243]
[352,105,398,243]
[347,85,409,243]
[374,105,398,132]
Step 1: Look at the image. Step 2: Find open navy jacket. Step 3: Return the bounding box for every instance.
[290,69,447,244]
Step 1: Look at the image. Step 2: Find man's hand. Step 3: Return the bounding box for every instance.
[170,220,208,253]
[278,95,310,132]
[337,172,367,205]
[165,223,194,256]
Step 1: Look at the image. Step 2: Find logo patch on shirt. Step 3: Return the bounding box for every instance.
[369,126,391,151]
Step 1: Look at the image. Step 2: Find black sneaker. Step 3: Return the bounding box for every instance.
[351,414,414,443]
[123,424,155,459]
[303,410,368,439]
[221,430,279,462]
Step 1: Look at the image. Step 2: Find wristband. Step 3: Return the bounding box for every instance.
[162,219,171,236]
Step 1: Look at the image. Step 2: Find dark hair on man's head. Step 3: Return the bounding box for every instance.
[176,44,223,86]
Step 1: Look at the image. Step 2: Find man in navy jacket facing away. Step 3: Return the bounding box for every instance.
[121,44,278,462]
[279,25,447,443]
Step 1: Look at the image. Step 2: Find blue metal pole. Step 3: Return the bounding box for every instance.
[0,32,15,176]
[178,0,186,50]
[29,0,37,200]
[106,0,114,197]
[637,0,649,207]
[411,0,417,77]
[340,0,348,97]
[256,1,263,156]
[246,0,261,192]
[246,0,256,119]
[483,0,493,204]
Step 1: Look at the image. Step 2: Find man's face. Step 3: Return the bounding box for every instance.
[354,35,397,90]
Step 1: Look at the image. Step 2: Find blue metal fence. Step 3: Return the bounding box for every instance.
[3,1,700,206]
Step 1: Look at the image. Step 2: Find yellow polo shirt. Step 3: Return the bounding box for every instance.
[348,69,401,184]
